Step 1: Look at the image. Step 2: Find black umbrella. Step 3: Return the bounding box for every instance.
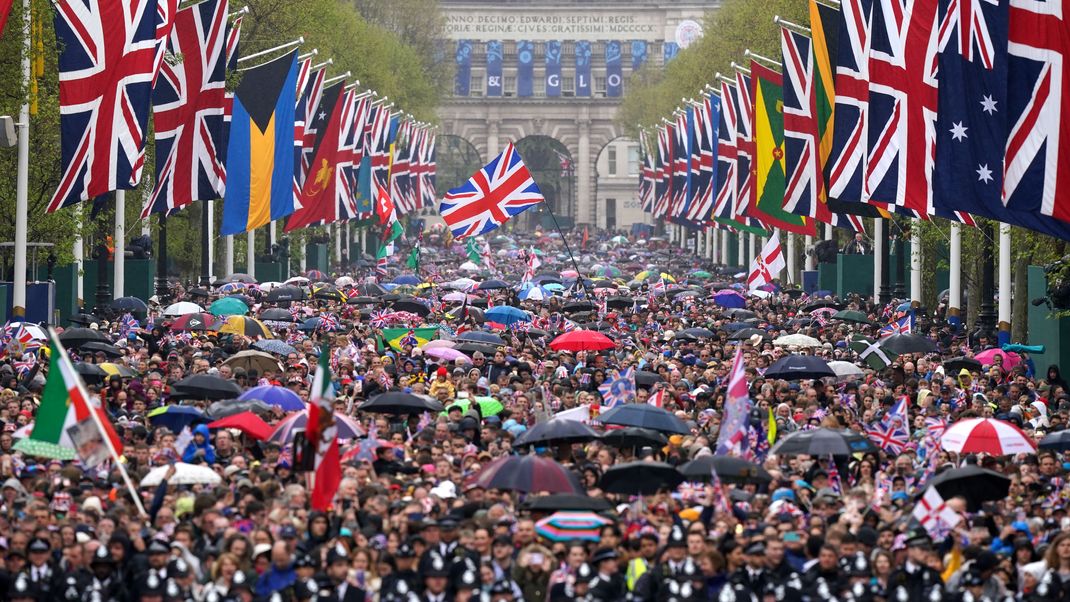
[313,286,346,302]
[477,279,509,290]
[454,341,499,355]
[59,328,110,347]
[521,494,612,512]
[678,455,773,485]
[514,419,601,447]
[352,283,387,296]
[725,308,757,320]
[360,392,443,415]
[926,465,1010,512]
[764,355,836,380]
[226,273,257,283]
[79,341,122,358]
[111,296,148,314]
[346,296,380,305]
[457,331,505,346]
[728,328,769,341]
[722,322,753,332]
[801,300,842,312]
[600,461,684,495]
[677,327,716,340]
[260,308,296,322]
[391,299,431,316]
[943,356,982,374]
[598,404,690,435]
[187,287,211,299]
[606,296,635,310]
[68,313,102,326]
[634,371,665,388]
[600,427,667,448]
[265,286,307,302]
[1038,430,1070,452]
[73,362,106,382]
[880,333,939,354]
[170,374,243,400]
[770,428,878,456]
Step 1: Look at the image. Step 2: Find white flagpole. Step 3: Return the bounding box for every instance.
[246,230,256,279]
[948,222,962,327]
[910,218,922,304]
[114,190,126,298]
[236,36,303,65]
[998,223,1011,343]
[12,0,30,317]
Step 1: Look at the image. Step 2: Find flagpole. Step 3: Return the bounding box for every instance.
[114,190,125,298]
[236,36,303,65]
[539,200,593,300]
[12,0,30,318]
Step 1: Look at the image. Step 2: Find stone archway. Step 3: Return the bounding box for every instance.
[435,135,484,195]
[593,135,646,232]
[515,135,575,230]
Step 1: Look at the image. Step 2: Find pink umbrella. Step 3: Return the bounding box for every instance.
[422,340,456,350]
[974,349,1021,370]
[560,269,579,279]
[941,418,1036,455]
[442,292,476,302]
[423,347,472,364]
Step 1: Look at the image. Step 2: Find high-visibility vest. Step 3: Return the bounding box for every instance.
[626,557,649,591]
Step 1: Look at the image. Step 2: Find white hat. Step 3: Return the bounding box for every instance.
[81,496,103,515]
[430,481,456,499]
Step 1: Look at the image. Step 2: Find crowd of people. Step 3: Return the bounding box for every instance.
[0,225,1066,602]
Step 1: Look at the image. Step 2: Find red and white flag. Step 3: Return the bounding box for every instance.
[912,487,962,540]
[307,349,341,511]
[647,388,667,409]
[747,232,786,289]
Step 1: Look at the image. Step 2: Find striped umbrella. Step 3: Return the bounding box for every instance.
[535,511,612,542]
[269,410,365,444]
[941,418,1037,456]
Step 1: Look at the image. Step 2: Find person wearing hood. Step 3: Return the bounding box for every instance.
[298,511,334,556]
[182,424,216,464]
[255,541,297,597]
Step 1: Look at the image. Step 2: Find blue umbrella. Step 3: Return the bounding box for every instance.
[485,306,530,326]
[239,385,306,411]
[896,301,913,312]
[713,290,746,309]
[518,286,552,301]
[393,274,422,285]
[253,339,298,356]
[457,331,506,345]
[147,405,207,431]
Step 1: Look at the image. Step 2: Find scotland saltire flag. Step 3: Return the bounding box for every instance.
[598,367,635,409]
[439,142,544,239]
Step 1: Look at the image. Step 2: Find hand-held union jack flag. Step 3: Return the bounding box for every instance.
[879,313,914,337]
[866,396,909,454]
[48,0,163,212]
[597,367,636,409]
[439,142,544,239]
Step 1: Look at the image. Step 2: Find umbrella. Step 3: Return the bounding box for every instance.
[163,301,203,316]
[360,392,443,415]
[518,287,552,301]
[305,269,327,280]
[678,455,773,485]
[252,339,298,357]
[206,399,274,419]
[352,283,387,296]
[879,334,938,354]
[472,455,581,494]
[832,309,875,325]
[59,328,109,347]
[725,308,757,320]
[772,334,823,348]
[298,317,340,332]
[521,494,612,512]
[728,328,769,341]
[486,306,530,326]
[633,371,664,387]
[562,302,597,314]
[208,411,274,441]
[312,285,347,302]
[454,341,499,355]
[423,347,471,364]
[478,279,509,290]
[111,296,148,314]
[265,286,308,302]
[140,463,221,487]
[444,396,504,417]
[392,274,422,285]
[600,461,684,495]
[458,331,505,346]
[68,313,102,326]
[223,350,282,373]
[974,348,1022,370]
[600,427,667,448]
[334,276,354,287]
[770,428,878,456]
[606,296,634,310]
[677,327,715,340]
[170,374,243,400]
[550,330,615,352]
[828,361,865,382]
[239,385,306,411]
[422,340,456,350]
[209,297,249,317]
[943,357,983,374]
[713,290,746,308]
[1039,430,1070,452]
[269,410,365,443]
[219,316,273,338]
[73,362,106,382]
[801,299,842,312]
[598,404,689,435]
[226,273,257,284]
[217,282,247,295]
[347,296,380,306]
[926,465,1010,512]
[259,308,296,323]
[689,270,713,279]
[941,418,1036,455]
[763,355,836,380]
[99,363,136,378]
[80,341,123,358]
[446,277,479,291]
[535,512,612,542]
[147,405,207,431]
[169,313,220,331]
[514,419,601,447]
[391,299,430,316]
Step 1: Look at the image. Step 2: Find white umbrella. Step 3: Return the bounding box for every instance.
[140,463,222,487]
[284,276,310,285]
[748,290,772,299]
[6,322,46,341]
[258,281,283,292]
[446,277,478,291]
[163,302,204,317]
[335,276,355,287]
[773,334,823,348]
[458,262,481,272]
[828,361,864,382]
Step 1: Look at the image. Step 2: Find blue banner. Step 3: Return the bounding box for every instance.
[663,42,679,64]
[486,41,503,96]
[517,40,534,97]
[545,40,561,97]
[455,40,472,96]
[606,41,622,97]
[631,40,647,70]
[575,41,592,96]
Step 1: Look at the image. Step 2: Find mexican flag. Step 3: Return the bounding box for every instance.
[14,331,122,462]
[307,348,341,511]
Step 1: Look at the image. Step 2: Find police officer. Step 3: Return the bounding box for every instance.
[588,547,626,601]
[8,573,38,602]
[136,572,167,602]
[886,528,944,601]
[381,542,420,599]
[418,551,451,602]
[88,545,125,602]
[324,543,367,602]
[839,552,878,602]
[638,525,692,602]
[454,570,479,602]
[726,540,769,600]
[165,557,198,601]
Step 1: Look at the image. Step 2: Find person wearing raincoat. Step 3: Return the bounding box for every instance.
[182,425,216,464]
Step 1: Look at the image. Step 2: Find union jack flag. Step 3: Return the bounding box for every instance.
[828,0,873,206]
[369,310,392,329]
[879,313,914,337]
[714,81,739,222]
[2,323,40,359]
[735,71,757,216]
[390,120,414,214]
[686,93,718,223]
[826,454,843,494]
[417,129,437,209]
[368,106,394,193]
[118,313,140,338]
[13,353,36,377]
[653,125,672,218]
[142,0,230,217]
[399,329,418,349]
[47,0,165,212]
[597,367,635,409]
[639,130,656,212]
[439,142,544,239]
[318,313,339,332]
[866,396,909,454]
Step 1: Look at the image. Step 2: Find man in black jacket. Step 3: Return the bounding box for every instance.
[885,529,943,601]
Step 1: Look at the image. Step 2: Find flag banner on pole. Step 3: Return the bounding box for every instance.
[735,71,757,217]
[455,40,472,96]
[747,232,786,289]
[639,130,656,213]
[142,0,230,217]
[220,50,298,234]
[308,349,341,511]
[486,40,503,97]
[576,41,592,97]
[716,348,751,456]
[545,41,562,97]
[438,142,544,239]
[827,0,875,213]
[294,62,327,211]
[654,125,671,218]
[714,81,739,224]
[686,94,718,223]
[341,93,372,221]
[849,333,898,370]
[517,40,534,97]
[632,40,648,70]
[285,82,348,232]
[47,0,162,212]
[606,41,623,97]
[0,0,12,36]
[913,487,962,540]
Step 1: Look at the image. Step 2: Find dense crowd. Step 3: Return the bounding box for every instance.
[0,226,1067,602]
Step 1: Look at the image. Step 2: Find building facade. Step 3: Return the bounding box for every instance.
[437,0,714,230]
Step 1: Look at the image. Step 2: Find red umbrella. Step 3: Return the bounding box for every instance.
[169,313,221,331]
[550,330,615,352]
[208,411,274,441]
[470,455,582,494]
[941,418,1036,455]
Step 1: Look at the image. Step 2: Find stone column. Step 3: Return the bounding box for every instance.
[577,118,591,225]
[487,120,500,161]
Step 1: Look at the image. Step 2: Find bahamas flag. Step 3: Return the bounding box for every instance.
[221,51,299,235]
[381,327,438,352]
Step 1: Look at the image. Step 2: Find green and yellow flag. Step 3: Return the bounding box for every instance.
[380,327,439,352]
[749,61,816,236]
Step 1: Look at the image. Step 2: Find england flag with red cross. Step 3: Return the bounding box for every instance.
[438,142,544,239]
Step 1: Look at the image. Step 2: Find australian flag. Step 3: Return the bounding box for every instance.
[933,0,1070,240]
